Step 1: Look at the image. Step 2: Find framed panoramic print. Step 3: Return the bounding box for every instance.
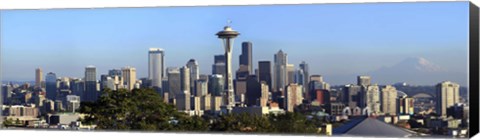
[0,0,479,139]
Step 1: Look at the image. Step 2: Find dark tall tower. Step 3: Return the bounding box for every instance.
[299,61,309,92]
[239,42,253,74]
[273,50,287,92]
[167,67,181,100]
[212,54,226,79]
[45,72,58,100]
[214,55,226,63]
[258,61,272,92]
[84,66,97,102]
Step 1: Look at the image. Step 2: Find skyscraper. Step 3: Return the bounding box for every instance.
[84,66,97,102]
[285,83,303,112]
[259,81,269,107]
[208,74,225,97]
[258,61,272,92]
[239,41,253,74]
[236,65,250,80]
[180,66,190,94]
[381,85,397,115]
[299,61,309,88]
[46,72,58,100]
[2,85,13,104]
[122,66,137,90]
[436,81,460,117]
[175,91,190,111]
[245,75,261,106]
[366,84,381,114]
[195,79,208,97]
[308,80,330,101]
[212,54,226,78]
[234,75,247,103]
[286,64,295,85]
[70,78,85,98]
[344,84,362,109]
[148,48,165,90]
[273,50,287,92]
[235,65,249,103]
[35,68,43,88]
[167,67,181,99]
[214,54,226,63]
[294,69,305,86]
[186,59,199,94]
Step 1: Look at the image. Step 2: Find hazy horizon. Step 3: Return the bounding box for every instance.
[0,2,469,86]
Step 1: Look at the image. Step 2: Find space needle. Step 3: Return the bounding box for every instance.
[216,21,239,113]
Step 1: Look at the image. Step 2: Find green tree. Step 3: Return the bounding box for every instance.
[80,88,208,131]
[81,87,322,134]
[15,118,21,125]
[268,112,318,134]
[2,118,14,127]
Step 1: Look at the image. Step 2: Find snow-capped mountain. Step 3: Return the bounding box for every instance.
[367,57,466,86]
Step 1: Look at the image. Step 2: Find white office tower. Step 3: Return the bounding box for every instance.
[148,48,165,89]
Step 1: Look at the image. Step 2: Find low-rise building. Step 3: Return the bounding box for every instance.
[47,113,80,126]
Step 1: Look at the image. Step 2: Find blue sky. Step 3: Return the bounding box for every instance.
[0,2,469,85]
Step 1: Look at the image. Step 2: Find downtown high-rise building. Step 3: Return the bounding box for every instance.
[234,71,247,103]
[258,61,272,92]
[436,81,460,117]
[180,66,191,94]
[45,72,58,100]
[308,75,330,92]
[344,84,362,109]
[239,41,253,74]
[175,91,190,111]
[308,81,330,102]
[70,78,85,98]
[214,54,226,63]
[366,84,381,114]
[195,79,208,97]
[294,69,305,86]
[2,85,13,104]
[285,83,303,112]
[122,66,137,90]
[299,61,309,88]
[245,75,261,106]
[35,68,43,88]
[84,66,97,102]
[212,54,226,79]
[273,50,287,92]
[167,67,181,99]
[286,64,295,85]
[148,48,165,90]
[381,85,398,115]
[208,74,225,97]
[186,59,199,94]
[259,81,269,107]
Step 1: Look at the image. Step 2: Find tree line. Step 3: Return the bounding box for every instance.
[79,88,323,134]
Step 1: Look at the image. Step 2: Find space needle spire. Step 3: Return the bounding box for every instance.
[216,21,240,113]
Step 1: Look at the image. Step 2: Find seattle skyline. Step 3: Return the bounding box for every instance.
[0,2,469,86]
